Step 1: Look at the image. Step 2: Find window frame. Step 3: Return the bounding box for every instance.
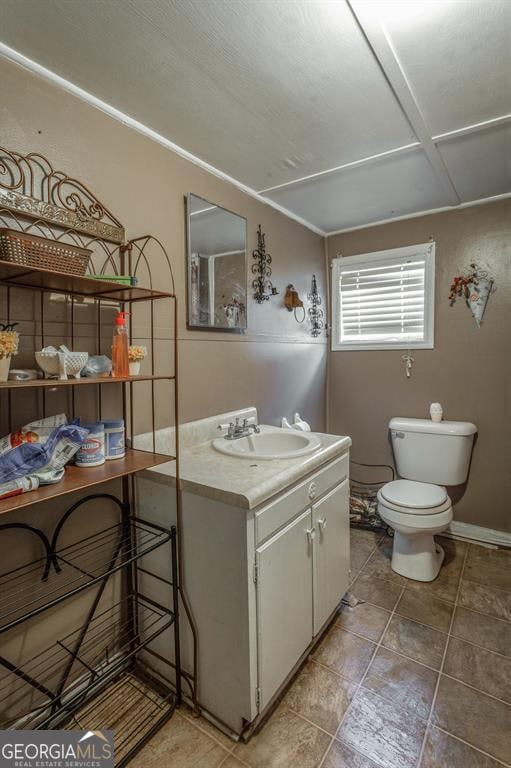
[331,242,435,352]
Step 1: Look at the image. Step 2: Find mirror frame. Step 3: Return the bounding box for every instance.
[185,193,247,333]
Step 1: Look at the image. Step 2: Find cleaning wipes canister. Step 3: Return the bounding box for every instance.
[103,419,126,460]
[76,423,105,467]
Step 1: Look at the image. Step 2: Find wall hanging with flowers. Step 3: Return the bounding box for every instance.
[0,322,19,381]
[448,262,496,327]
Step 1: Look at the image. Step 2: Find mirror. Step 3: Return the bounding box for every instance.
[186,194,247,331]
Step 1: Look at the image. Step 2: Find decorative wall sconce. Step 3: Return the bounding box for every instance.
[284,284,305,323]
[308,274,324,337]
[252,225,278,303]
[448,261,496,327]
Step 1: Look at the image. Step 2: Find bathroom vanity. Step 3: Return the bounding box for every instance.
[135,408,351,737]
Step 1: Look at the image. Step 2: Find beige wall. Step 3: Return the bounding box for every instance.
[0,58,328,712]
[1,56,509,535]
[0,58,327,436]
[327,200,511,533]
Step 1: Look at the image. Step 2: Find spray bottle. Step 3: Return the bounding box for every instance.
[112,311,129,378]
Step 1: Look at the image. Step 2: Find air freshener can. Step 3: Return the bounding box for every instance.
[102,419,125,460]
[76,423,105,467]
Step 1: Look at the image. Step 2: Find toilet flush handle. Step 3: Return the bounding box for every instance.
[392,430,405,438]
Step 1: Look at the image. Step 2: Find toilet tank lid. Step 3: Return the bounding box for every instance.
[389,417,477,436]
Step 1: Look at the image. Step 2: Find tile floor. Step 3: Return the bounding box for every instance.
[133,529,511,768]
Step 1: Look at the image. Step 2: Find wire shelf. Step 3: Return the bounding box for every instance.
[0,257,175,302]
[0,374,175,390]
[68,672,176,767]
[0,516,172,634]
[0,594,174,730]
[0,145,187,750]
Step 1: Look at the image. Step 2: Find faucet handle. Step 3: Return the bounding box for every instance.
[218,422,233,431]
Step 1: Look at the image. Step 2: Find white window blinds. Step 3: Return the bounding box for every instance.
[331,243,435,351]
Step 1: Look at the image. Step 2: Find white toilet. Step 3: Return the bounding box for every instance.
[378,417,477,582]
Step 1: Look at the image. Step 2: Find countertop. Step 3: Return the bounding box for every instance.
[138,417,351,510]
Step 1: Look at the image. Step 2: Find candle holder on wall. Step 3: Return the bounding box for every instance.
[308,274,324,337]
[252,224,278,303]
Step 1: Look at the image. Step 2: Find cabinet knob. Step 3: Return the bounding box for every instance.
[318,517,327,531]
[308,482,317,500]
[306,527,316,543]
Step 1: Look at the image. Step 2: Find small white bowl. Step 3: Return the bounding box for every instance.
[36,350,89,380]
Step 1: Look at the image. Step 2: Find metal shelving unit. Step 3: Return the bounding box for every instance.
[0,509,173,633]
[0,592,176,729]
[0,145,196,765]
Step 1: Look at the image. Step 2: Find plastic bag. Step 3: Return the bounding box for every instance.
[0,422,89,483]
[0,414,67,456]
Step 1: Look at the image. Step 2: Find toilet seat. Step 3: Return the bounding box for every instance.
[379,480,448,514]
[377,501,453,532]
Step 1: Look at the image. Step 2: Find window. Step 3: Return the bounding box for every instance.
[331,242,435,351]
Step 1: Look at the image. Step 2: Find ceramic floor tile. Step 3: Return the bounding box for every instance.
[350,573,403,611]
[220,757,249,768]
[179,704,235,750]
[396,589,454,632]
[233,704,331,768]
[313,625,376,682]
[362,537,406,585]
[336,602,391,642]
[323,740,381,768]
[363,646,438,720]
[283,660,358,735]
[131,711,229,768]
[349,530,384,578]
[405,575,460,604]
[458,579,511,623]
[420,726,503,768]
[350,543,373,576]
[451,606,511,657]
[464,545,511,593]
[338,687,427,768]
[443,636,511,703]
[382,615,447,670]
[433,676,511,765]
[350,529,385,549]
[438,536,468,559]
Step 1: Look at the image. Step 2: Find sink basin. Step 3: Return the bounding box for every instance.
[213,427,321,460]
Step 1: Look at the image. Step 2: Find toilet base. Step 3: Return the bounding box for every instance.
[391,533,445,582]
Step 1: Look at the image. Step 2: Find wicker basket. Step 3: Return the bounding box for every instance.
[0,229,92,276]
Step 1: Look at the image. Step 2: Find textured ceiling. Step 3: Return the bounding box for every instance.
[0,0,509,234]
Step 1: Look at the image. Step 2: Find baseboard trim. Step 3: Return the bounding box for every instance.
[444,521,511,548]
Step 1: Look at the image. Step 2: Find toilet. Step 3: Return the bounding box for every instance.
[378,417,477,582]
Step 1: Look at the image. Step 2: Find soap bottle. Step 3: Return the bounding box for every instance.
[112,311,129,378]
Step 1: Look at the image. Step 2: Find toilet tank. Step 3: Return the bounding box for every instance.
[390,417,477,486]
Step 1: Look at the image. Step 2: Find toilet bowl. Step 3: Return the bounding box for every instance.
[380,417,477,583]
[377,480,453,581]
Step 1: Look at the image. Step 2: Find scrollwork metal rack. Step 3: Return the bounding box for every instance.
[0,147,196,765]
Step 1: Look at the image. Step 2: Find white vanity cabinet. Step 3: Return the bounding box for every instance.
[313,480,350,635]
[256,508,314,710]
[136,447,350,737]
[255,464,350,710]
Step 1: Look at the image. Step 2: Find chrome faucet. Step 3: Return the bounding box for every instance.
[218,417,261,440]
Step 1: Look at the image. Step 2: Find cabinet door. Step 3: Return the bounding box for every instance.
[256,508,313,710]
[313,480,350,635]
